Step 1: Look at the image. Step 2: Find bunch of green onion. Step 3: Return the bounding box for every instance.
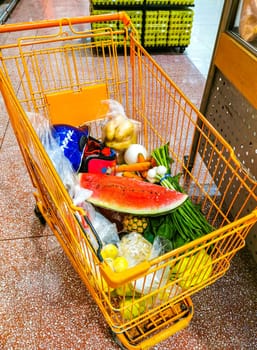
[149,143,214,244]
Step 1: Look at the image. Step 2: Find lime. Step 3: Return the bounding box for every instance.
[113,256,129,273]
[101,244,119,260]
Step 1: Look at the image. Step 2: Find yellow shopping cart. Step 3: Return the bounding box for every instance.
[0,13,256,350]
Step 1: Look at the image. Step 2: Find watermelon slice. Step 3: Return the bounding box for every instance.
[80,173,188,216]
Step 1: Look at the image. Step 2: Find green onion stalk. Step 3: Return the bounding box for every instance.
[151,143,214,242]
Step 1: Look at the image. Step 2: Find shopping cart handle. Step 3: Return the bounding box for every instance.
[0,12,131,33]
[100,260,151,288]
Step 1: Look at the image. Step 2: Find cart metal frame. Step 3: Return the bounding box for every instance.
[0,13,256,349]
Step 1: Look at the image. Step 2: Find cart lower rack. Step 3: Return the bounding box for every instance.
[0,13,256,350]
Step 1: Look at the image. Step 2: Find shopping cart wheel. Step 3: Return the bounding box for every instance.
[34,205,46,225]
[110,330,128,350]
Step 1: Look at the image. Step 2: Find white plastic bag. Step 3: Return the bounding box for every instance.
[133,236,173,295]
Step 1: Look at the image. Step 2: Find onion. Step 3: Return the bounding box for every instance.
[156,165,167,176]
[124,144,148,164]
[147,167,157,179]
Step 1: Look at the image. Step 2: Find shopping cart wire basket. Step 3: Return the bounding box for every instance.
[0,12,256,350]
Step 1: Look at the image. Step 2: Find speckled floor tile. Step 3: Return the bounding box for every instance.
[7,0,89,22]
[0,124,49,239]
[153,54,206,108]
[0,96,9,145]
[189,248,257,350]
[5,0,46,23]
[39,236,121,350]
[0,237,47,349]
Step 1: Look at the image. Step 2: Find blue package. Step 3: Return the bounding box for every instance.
[52,124,89,172]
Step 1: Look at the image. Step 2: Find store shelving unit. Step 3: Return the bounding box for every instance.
[90,0,194,51]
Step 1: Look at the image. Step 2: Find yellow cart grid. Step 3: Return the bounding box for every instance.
[0,13,256,350]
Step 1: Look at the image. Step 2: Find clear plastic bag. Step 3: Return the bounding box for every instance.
[116,235,173,295]
[239,0,257,42]
[78,202,120,251]
[118,232,153,267]
[101,100,141,152]
[27,112,92,205]
[150,236,174,259]
[134,267,172,295]
[91,211,120,246]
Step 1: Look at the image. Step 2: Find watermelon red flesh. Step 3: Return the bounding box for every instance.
[79,173,188,216]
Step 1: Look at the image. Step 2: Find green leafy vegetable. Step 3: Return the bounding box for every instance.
[150,143,214,246]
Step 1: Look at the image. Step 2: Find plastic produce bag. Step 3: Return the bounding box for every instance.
[27,112,92,205]
[91,211,120,246]
[133,262,171,295]
[118,234,171,268]
[119,232,153,267]
[149,236,174,259]
[102,99,141,152]
[78,203,119,252]
[239,0,257,42]
[133,236,172,295]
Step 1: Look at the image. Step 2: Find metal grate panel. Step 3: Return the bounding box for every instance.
[205,70,256,178]
[203,69,257,263]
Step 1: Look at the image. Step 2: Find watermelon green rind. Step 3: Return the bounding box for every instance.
[80,173,188,216]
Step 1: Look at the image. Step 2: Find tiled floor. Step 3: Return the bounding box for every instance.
[1,1,257,350]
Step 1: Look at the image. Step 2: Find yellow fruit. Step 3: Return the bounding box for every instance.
[180,263,212,289]
[104,257,114,270]
[116,283,134,297]
[114,119,135,142]
[97,276,114,293]
[155,284,182,304]
[120,298,146,320]
[104,120,116,141]
[113,256,129,273]
[105,138,134,151]
[171,249,212,289]
[101,244,119,260]
[171,256,190,275]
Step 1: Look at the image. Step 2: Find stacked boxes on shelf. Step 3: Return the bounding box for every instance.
[92,0,144,4]
[144,11,158,47]
[91,8,143,44]
[144,11,170,47]
[91,10,120,43]
[145,0,194,4]
[167,9,194,48]
[119,10,143,43]
[90,0,194,50]
[143,8,194,48]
